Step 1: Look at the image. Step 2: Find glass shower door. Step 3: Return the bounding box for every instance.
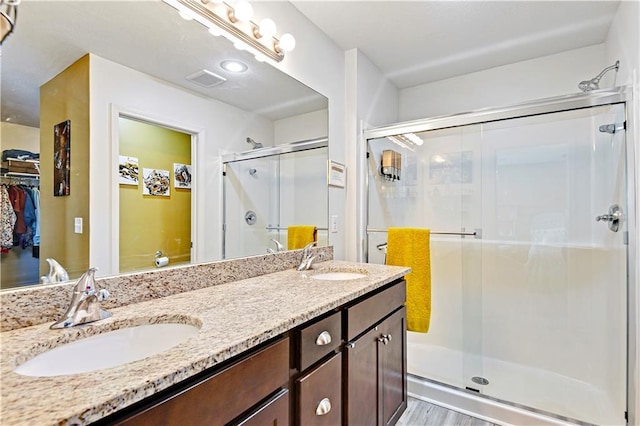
[474,104,627,425]
[366,102,627,425]
[367,128,471,390]
[223,156,279,259]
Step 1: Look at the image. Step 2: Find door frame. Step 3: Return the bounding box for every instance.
[108,105,202,274]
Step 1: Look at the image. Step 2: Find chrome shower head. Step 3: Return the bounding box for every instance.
[578,60,620,92]
[246,137,263,149]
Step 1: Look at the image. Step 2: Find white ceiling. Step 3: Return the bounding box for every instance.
[1,1,327,128]
[292,1,621,89]
[1,1,622,129]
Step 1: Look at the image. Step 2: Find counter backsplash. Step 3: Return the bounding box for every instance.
[0,247,333,332]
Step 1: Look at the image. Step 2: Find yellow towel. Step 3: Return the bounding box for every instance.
[386,227,431,333]
[287,225,317,250]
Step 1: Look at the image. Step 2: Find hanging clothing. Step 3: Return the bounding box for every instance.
[8,185,26,234]
[21,186,36,231]
[32,187,40,246]
[1,186,17,249]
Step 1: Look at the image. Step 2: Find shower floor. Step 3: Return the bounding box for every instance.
[407,342,623,425]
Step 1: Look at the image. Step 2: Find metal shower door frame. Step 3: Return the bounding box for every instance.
[361,86,637,424]
[221,137,329,259]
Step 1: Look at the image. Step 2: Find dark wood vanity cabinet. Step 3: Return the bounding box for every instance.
[103,278,406,426]
[345,282,408,426]
[113,337,290,426]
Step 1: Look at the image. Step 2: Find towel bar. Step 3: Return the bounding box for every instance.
[368,228,481,239]
[267,226,329,231]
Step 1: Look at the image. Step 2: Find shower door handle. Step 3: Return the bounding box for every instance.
[595,204,622,232]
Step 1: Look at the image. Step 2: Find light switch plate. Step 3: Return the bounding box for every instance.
[74,217,83,234]
[331,215,338,233]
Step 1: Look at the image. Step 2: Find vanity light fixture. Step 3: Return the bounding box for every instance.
[162,0,296,63]
[221,60,248,73]
[0,0,19,45]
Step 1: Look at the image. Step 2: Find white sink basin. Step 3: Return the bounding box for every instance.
[14,323,200,377]
[310,272,367,281]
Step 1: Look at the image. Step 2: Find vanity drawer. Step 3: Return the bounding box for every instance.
[296,352,342,425]
[117,337,289,426]
[346,280,406,341]
[299,310,342,371]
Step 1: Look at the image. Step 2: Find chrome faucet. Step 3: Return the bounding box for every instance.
[297,242,317,271]
[266,238,285,254]
[50,267,112,329]
[41,258,69,284]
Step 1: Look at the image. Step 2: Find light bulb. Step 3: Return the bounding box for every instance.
[254,54,267,62]
[233,0,253,22]
[221,60,248,73]
[258,18,276,38]
[208,26,222,36]
[278,33,295,52]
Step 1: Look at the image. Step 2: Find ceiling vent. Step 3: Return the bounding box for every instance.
[185,69,227,88]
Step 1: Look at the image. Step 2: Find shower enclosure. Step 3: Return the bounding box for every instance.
[222,138,328,259]
[364,89,634,425]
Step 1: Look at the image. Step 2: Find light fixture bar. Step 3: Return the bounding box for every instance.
[170,0,285,62]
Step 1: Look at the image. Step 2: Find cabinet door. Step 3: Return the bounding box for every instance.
[344,326,379,426]
[297,352,342,426]
[379,307,407,426]
[235,389,289,426]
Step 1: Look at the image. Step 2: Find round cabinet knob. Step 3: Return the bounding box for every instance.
[315,331,332,346]
[316,397,332,416]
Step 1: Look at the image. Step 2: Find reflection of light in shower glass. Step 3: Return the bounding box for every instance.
[387,136,412,151]
[403,133,424,146]
[431,155,446,163]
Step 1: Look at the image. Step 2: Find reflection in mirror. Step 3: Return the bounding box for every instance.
[0,1,328,290]
[222,138,329,259]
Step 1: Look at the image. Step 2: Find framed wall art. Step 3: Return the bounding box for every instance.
[53,120,71,196]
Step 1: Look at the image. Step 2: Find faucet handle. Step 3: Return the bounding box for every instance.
[74,267,99,294]
[98,289,110,301]
[271,239,285,252]
[302,241,317,255]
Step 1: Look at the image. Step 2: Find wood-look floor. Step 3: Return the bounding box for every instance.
[398,397,499,426]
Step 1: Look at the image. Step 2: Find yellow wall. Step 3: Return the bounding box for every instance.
[118,118,191,272]
[39,55,90,278]
[0,122,40,153]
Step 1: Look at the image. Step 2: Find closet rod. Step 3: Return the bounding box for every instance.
[267,226,329,231]
[0,175,40,186]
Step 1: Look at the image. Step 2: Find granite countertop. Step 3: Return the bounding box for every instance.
[0,260,409,425]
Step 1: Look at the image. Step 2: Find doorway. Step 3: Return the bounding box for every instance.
[118,117,192,273]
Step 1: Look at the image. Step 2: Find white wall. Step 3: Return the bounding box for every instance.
[89,54,274,276]
[274,109,327,144]
[345,48,400,260]
[399,44,605,120]
[0,122,40,153]
[251,1,347,259]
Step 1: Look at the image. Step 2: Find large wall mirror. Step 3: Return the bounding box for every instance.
[0,1,329,290]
